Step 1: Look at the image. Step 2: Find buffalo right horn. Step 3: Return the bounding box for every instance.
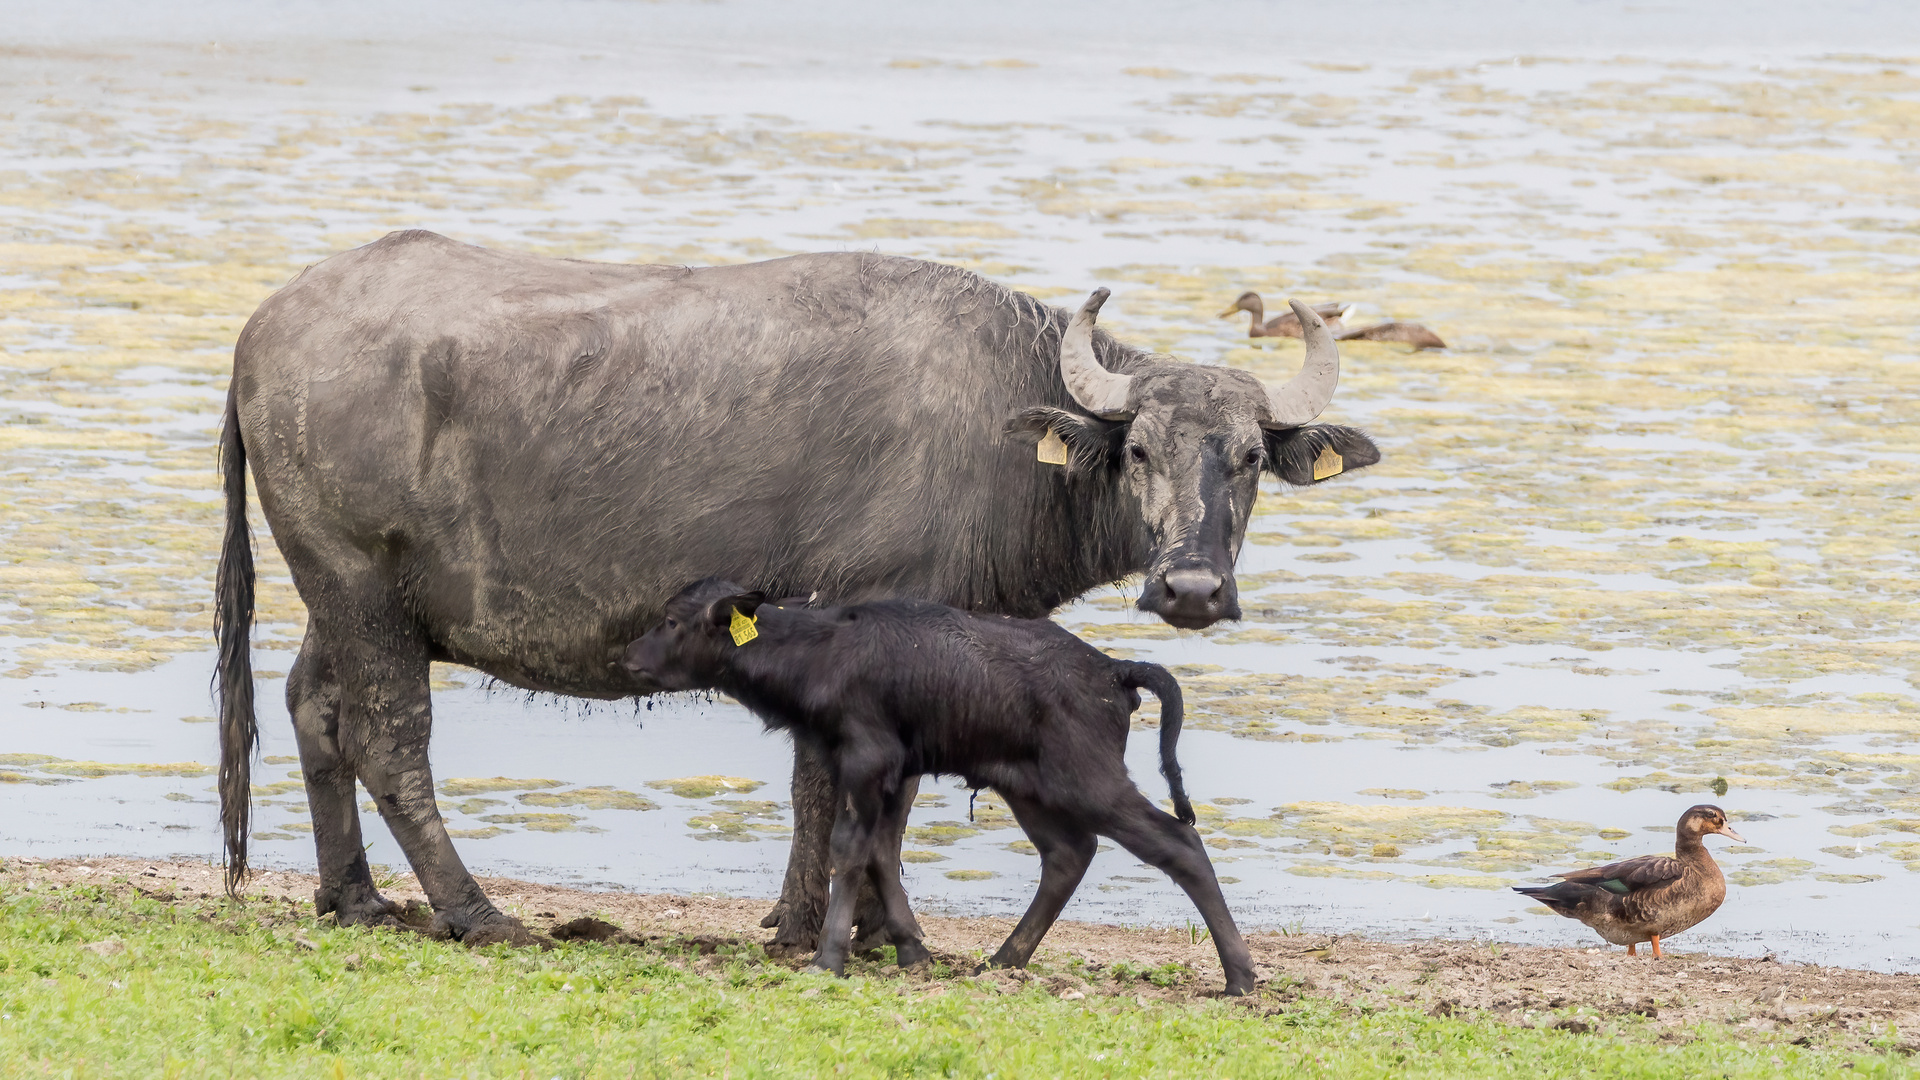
[1260,298,1340,428]
[1059,288,1135,420]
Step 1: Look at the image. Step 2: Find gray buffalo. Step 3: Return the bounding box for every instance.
[217,230,1378,946]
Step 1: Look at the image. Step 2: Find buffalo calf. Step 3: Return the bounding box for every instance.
[622,577,1258,995]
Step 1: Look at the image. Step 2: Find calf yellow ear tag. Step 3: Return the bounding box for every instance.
[1036,428,1069,466]
[729,608,759,646]
[1312,445,1344,481]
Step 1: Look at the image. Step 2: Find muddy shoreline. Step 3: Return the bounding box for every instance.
[5,855,1914,1055]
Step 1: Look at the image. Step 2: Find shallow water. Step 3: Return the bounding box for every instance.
[4,0,1920,971]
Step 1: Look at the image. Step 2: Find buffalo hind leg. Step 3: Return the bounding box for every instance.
[1100,793,1258,995]
[287,637,395,926]
[327,618,530,946]
[985,794,1096,971]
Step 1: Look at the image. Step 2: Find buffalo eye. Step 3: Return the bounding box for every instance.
[1127,444,1149,465]
[1241,447,1262,469]
[665,618,678,630]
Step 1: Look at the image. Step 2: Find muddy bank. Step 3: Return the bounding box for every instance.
[5,856,1914,1055]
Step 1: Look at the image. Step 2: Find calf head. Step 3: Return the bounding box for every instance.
[1011,290,1380,630]
[621,577,764,692]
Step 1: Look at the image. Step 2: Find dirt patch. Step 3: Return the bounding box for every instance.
[5,856,1914,1053]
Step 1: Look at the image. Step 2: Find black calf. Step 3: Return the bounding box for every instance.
[622,578,1258,995]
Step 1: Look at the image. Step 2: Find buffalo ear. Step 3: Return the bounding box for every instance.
[1005,406,1127,475]
[705,591,766,627]
[1264,424,1381,485]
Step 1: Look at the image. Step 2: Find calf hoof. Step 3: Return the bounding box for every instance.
[894,940,931,969]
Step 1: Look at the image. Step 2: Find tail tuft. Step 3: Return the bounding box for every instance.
[1120,662,1192,825]
[214,393,258,898]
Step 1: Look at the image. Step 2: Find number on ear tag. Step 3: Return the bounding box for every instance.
[729,608,759,646]
[1036,428,1069,466]
[1311,445,1344,481]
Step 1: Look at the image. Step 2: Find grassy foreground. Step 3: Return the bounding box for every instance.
[0,881,1909,1078]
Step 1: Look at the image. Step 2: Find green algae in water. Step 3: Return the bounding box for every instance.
[518,787,659,812]
[439,777,564,796]
[646,776,765,799]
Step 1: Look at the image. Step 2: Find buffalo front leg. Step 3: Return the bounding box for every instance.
[985,794,1096,971]
[286,639,395,926]
[762,741,834,956]
[1100,793,1258,995]
[330,621,529,947]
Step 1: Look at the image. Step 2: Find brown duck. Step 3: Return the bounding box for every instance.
[1219,291,1448,350]
[1512,804,1743,957]
[1218,293,1349,338]
[1512,803,1743,953]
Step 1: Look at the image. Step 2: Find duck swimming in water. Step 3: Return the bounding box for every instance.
[1217,293,1349,339]
[1219,291,1448,350]
[1512,804,1744,958]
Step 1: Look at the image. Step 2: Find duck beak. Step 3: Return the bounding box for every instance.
[1217,305,1241,319]
[1716,824,1747,843]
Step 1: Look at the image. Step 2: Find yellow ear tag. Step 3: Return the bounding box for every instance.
[729,608,759,646]
[1036,428,1069,466]
[1311,445,1344,481]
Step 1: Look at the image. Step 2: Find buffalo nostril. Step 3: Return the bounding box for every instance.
[1163,569,1225,607]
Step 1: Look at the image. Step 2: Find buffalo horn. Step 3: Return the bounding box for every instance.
[1059,288,1135,419]
[1262,298,1340,427]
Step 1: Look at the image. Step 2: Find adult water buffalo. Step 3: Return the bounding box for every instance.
[217,230,1379,947]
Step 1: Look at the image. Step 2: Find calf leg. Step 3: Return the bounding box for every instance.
[1100,793,1258,995]
[865,780,928,968]
[326,616,528,946]
[810,790,880,976]
[286,638,394,925]
[765,747,918,957]
[985,794,1097,971]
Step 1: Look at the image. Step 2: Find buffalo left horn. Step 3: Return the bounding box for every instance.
[1059,288,1135,420]
[1261,298,1340,428]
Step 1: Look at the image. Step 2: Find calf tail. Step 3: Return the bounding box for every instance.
[215,391,258,898]
[1120,661,1193,825]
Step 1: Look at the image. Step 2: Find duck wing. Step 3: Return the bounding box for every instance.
[1555,853,1682,896]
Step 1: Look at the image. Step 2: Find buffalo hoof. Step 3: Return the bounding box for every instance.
[760,903,823,959]
[894,940,931,969]
[1223,976,1256,997]
[314,884,399,928]
[433,910,536,948]
[807,955,848,977]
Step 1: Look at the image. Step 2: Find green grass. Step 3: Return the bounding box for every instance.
[0,882,1910,1078]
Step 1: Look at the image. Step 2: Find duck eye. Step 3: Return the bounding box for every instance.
[1127,445,1149,464]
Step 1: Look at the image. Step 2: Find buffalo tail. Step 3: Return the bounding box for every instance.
[215,391,257,897]
[1121,661,1193,825]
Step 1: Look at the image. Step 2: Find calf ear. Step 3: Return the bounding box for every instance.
[1264,424,1381,486]
[705,591,767,627]
[1005,406,1126,475]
